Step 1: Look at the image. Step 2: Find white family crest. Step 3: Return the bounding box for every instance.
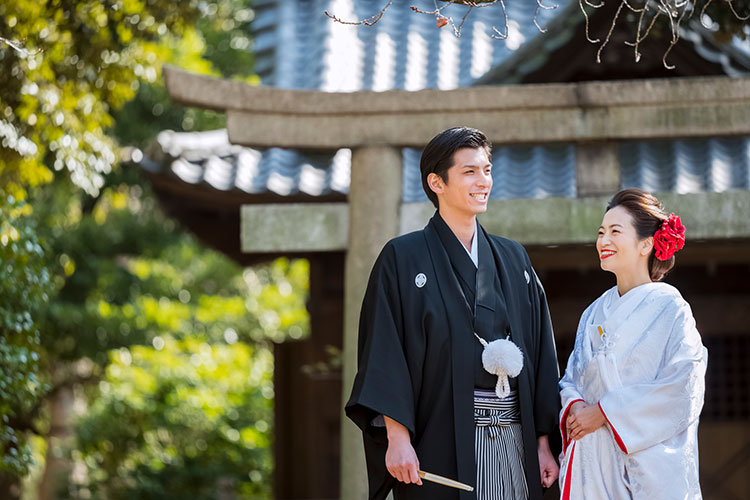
[524,270,530,284]
[414,273,427,288]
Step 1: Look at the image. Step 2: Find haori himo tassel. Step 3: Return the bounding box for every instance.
[474,332,523,398]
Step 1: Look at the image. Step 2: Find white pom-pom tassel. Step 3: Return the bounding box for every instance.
[481,338,524,398]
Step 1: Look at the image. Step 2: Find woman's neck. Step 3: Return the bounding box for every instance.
[616,268,652,296]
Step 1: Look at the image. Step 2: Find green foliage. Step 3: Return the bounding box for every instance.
[111,0,258,147]
[0,0,170,197]
[73,338,273,500]
[0,198,52,476]
[195,0,256,79]
[109,80,226,147]
[33,175,309,366]
[24,171,308,498]
[1,0,264,486]
[0,0,252,198]
[35,178,182,364]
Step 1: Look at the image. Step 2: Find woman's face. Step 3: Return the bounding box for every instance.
[596,205,651,276]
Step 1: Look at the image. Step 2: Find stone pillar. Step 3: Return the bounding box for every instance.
[575,142,620,197]
[340,146,403,500]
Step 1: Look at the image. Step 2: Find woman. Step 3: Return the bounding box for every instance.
[558,188,707,500]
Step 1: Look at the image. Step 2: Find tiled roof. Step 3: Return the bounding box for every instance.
[256,0,566,90]
[402,144,577,203]
[147,130,576,201]
[146,129,750,202]
[475,3,750,84]
[143,130,350,197]
[621,137,750,193]
[146,0,749,202]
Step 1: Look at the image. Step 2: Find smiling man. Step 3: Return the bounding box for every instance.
[346,127,561,500]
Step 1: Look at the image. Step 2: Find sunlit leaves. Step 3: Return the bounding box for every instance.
[112,0,258,147]
[0,0,242,197]
[75,337,274,499]
[28,173,308,497]
[0,197,52,476]
[0,0,270,490]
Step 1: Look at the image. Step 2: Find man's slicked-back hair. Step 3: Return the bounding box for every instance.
[420,127,492,209]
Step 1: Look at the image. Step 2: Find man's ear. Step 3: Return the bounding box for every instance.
[427,172,444,196]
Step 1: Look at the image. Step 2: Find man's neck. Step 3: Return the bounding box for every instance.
[439,209,476,251]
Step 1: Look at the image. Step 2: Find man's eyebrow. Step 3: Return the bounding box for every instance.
[459,163,493,169]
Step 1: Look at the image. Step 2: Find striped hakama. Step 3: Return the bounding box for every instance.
[474,389,528,500]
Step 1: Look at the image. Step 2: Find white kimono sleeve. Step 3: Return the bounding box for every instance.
[558,314,588,450]
[597,307,707,455]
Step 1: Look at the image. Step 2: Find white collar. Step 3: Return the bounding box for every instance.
[464,219,479,268]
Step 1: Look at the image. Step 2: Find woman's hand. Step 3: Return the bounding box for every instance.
[565,401,586,442]
[384,416,422,485]
[567,402,606,441]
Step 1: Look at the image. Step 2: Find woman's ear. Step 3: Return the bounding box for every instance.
[427,172,444,196]
[640,236,654,256]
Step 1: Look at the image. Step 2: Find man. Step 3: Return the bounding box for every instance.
[346,127,560,500]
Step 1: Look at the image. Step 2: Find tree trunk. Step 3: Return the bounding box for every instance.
[0,471,22,500]
[216,476,236,500]
[38,365,75,500]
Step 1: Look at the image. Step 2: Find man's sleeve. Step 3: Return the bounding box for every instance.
[344,244,416,500]
[346,243,416,435]
[530,266,562,446]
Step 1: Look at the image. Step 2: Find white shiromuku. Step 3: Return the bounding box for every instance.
[558,282,707,500]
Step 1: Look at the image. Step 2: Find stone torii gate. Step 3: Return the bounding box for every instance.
[164,66,750,499]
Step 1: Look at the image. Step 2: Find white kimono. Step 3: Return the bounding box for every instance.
[559,282,707,500]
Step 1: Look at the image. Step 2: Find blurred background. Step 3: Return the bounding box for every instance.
[1,1,305,499]
[1,1,749,499]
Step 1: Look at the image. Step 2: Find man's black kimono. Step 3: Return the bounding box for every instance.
[346,213,561,500]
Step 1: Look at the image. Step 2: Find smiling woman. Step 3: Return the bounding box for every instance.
[598,189,683,292]
[559,188,707,500]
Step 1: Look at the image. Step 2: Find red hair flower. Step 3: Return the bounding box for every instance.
[653,213,685,261]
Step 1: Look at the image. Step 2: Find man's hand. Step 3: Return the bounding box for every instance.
[537,434,559,488]
[567,402,605,441]
[384,416,422,485]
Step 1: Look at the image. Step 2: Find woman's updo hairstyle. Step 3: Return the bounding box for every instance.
[606,188,675,282]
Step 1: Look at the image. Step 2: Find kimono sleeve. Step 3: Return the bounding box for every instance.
[345,242,417,437]
[597,303,707,455]
[558,310,589,451]
[529,266,562,441]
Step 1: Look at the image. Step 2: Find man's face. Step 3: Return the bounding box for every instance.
[431,147,492,218]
